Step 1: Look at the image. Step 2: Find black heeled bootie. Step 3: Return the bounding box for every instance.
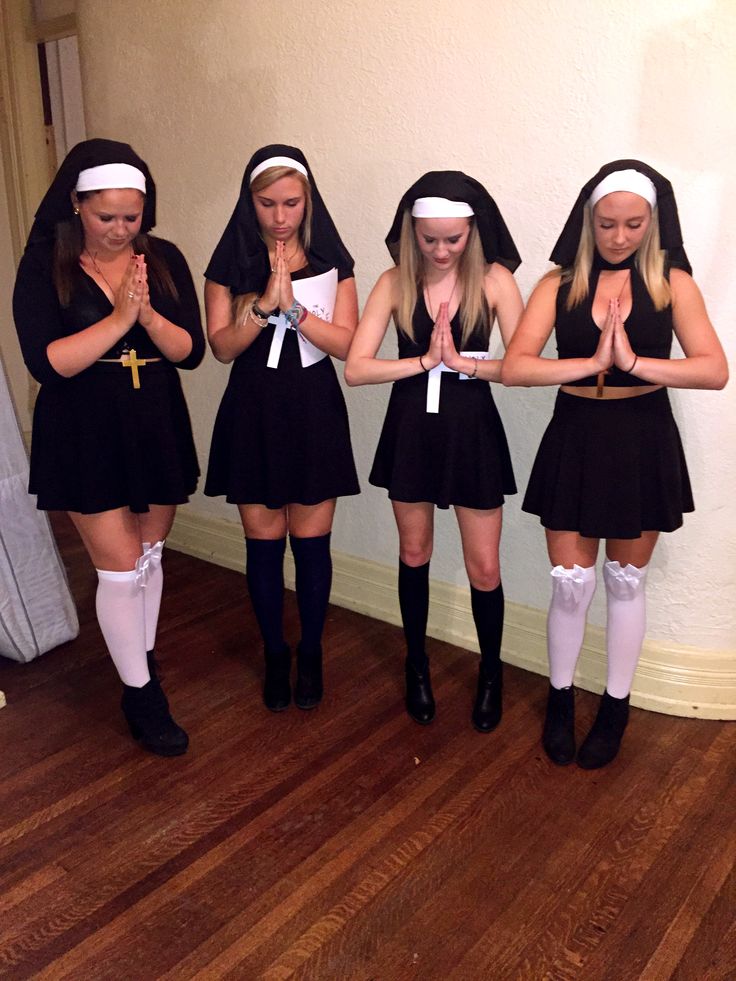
[577,690,630,770]
[121,678,188,757]
[263,645,291,712]
[146,650,159,681]
[295,644,323,710]
[405,657,435,725]
[542,685,576,765]
[472,661,503,733]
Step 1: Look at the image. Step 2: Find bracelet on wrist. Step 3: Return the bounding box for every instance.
[419,355,428,372]
[469,358,479,378]
[628,354,638,374]
[248,306,269,329]
[252,299,275,319]
[284,299,307,328]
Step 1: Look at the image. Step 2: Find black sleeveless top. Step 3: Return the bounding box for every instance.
[556,266,673,387]
[396,293,491,357]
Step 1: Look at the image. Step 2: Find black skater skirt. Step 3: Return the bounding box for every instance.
[29,361,200,514]
[522,388,694,539]
[205,327,359,508]
[369,371,516,510]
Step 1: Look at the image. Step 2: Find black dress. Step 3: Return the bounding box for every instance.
[522,270,694,538]
[13,237,203,514]
[204,266,360,508]
[369,296,516,510]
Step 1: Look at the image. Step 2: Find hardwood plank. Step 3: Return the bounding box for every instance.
[0,512,734,980]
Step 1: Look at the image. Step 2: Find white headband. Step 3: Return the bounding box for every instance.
[589,169,657,210]
[411,197,474,219]
[75,163,146,194]
[249,156,309,184]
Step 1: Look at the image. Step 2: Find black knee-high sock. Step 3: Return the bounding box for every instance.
[245,537,286,651]
[471,583,504,674]
[399,559,430,671]
[290,532,332,654]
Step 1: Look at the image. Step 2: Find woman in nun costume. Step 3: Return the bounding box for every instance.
[346,171,523,731]
[13,139,204,756]
[502,159,727,769]
[205,145,359,714]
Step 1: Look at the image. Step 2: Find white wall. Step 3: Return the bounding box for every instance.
[76,0,735,651]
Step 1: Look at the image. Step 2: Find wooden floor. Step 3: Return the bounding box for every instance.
[0,516,734,980]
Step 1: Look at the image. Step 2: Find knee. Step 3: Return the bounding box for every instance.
[550,563,596,609]
[603,560,648,600]
[399,543,433,567]
[466,559,501,591]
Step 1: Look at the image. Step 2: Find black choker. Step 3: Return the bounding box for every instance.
[593,249,636,272]
[592,249,637,271]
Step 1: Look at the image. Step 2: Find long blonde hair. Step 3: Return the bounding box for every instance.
[562,201,671,310]
[395,211,489,348]
[233,165,313,325]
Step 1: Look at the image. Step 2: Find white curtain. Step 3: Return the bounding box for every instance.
[0,356,78,662]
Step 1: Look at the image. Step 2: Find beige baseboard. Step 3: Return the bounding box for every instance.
[168,510,736,720]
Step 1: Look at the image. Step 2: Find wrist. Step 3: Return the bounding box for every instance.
[254,297,276,318]
[284,299,307,328]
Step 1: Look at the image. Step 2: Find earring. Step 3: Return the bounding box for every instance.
[73,207,80,215]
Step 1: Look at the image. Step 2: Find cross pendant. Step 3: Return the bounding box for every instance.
[122,348,144,389]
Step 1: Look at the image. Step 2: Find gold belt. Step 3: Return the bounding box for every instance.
[97,349,162,388]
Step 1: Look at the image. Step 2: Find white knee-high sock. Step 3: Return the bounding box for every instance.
[604,560,648,698]
[547,564,597,689]
[96,568,149,687]
[139,541,164,652]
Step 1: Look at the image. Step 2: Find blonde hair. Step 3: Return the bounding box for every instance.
[395,210,489,348]
[233,165,313,325]
[563,201,671,310]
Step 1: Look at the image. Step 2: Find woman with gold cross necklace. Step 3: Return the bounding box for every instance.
[13,139,204,756]
[346,171,523,730]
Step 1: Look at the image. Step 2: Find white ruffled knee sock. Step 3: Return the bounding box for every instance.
[95,568,149,687]
[604,560,648,698]
[547,564,597,689]
[139,541,164,653]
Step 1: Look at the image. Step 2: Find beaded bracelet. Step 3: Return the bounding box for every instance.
[469,358,479,378]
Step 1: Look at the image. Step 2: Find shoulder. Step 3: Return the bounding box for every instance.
[669,266,696,294]
[534,268,564,298]
[17,240,54,275]
[669,266,704,311]
[147,235,186,265]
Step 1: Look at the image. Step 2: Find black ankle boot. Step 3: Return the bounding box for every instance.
[577,690,630,769]
[542,685,576,765]
[295,644,323,710]
[263,645,291,712]
[121,678,188,757]
[405,657,435,725]
[472,661,503,733]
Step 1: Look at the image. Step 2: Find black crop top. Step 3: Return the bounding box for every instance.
[556,266,673,386]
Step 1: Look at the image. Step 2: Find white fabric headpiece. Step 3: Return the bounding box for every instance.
[249,156,309,184]
[411,197,474,218]
[589,169,657,210]
[75,163,146,194]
